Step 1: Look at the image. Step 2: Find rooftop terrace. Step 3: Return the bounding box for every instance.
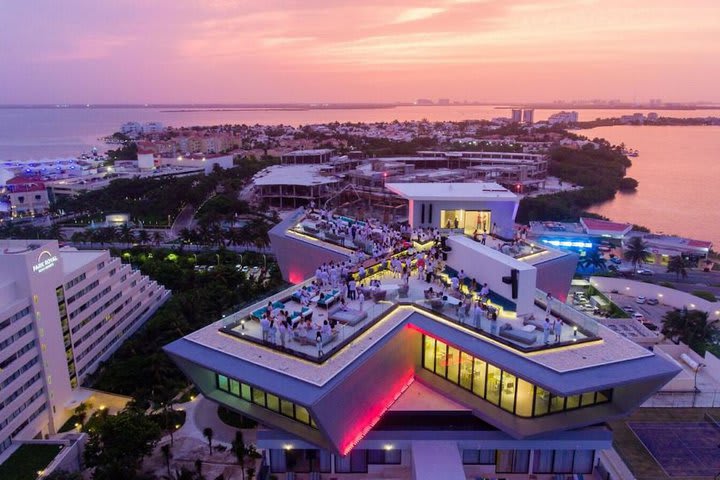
[184,260,652,389]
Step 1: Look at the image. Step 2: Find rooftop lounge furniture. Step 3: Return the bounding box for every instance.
[372,289,387,303]
[317,290,340,309]
[289,307,312,324]
[499,323,536,345]
[251,301,285,320]
[329,306,368,326]
[397,283,409,298]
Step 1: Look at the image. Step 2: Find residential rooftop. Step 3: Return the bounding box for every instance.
[385,182,517,201]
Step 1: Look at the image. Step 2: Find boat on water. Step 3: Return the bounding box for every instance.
[623,148,639,157]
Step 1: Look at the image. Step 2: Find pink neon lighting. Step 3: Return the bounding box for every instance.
[339,371,415,456]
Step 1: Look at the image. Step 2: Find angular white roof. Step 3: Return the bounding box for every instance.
[385,182,517,201]
[253,165,341,187]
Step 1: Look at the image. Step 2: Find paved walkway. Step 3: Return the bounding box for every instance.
[175,395,256,445]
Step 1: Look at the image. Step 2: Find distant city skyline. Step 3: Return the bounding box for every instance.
[1,0,719,104]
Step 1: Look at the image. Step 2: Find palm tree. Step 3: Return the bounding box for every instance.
[119,224,135,246]
[661,308,719,355]
[231,431,247,480]
[623,236,651,269]
[202,427,213,454]
[580,250,607,272]
[161,444,172,477]
[152,230,165,246]
[137,229,151,246]
[666,255,689,280]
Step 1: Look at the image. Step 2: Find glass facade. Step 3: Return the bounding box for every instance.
[422,335,612,417]
[215,373,316,428]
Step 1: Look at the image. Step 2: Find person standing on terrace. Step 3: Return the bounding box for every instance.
[260,313,270,342]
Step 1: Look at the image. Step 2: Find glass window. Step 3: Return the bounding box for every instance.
[423,336,435,371]
[478,450,495,465]
[252,387,266,407]
[486,365,501,405]
[515,379,534,417]
[241,383,252,401]
[446,346,460,384]
[269,449,286,473]
[472,358,486,397]
[553,449,575,473]
[550,394,565,413]
[534,387,550,416]
[229,379,240,397]
[318,450,332,473]
[581,391,596,406]
[295,405,310,424]
[368,449,401,464]
[266,393,280,412]
[596,389,612,403]
[217,374,229,392]
[335,450,368,473]
[572,450,594,473]
[281,399,294,418]
[566,394,580,410]
[459,352,473,390]
[435,340,447,377]
[496,450,529,473]
[533,450,554,473]
[500,372,516,413]
[462,450,480,464]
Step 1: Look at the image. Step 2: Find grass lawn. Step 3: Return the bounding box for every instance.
[610,407,720,480]
[0,444,63,480]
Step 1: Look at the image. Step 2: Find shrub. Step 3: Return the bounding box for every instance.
[691,290,717,302]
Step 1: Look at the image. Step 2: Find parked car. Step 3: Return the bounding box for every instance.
[636,296,646,304]
[642,321,658,331]
[636,268,654,276]
[632,312,645,321]
[646,298,659,305]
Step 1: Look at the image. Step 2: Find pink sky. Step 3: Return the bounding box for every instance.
[1,0,719,104]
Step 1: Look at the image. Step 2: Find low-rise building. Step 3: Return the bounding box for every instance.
[4,177,50,217]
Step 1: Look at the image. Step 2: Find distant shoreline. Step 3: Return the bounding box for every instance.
[1,103,718,111]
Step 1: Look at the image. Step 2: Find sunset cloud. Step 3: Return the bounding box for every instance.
[0,0,717,103]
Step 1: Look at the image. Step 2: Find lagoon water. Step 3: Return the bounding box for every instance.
[1,105,718,243]
[586,125,720,246]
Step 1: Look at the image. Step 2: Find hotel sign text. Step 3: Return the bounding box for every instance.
[33,250,59,274]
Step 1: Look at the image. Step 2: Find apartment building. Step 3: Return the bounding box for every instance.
[0,240,169,458]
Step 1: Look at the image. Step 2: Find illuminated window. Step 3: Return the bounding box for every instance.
[420,335,611,418]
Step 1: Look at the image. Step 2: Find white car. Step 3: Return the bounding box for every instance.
[632,312,645,321]
[636,296,646,304]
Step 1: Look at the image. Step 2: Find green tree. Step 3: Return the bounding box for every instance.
[666,255,689,280]
[202,427,214,454]
[579,250,607,272]
[84,408,162,477]
[623,236,651,269]
[661,308,719,355]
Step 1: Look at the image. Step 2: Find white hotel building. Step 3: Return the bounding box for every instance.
[0,240,169,457]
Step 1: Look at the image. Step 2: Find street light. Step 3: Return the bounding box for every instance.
[693,363,707,407]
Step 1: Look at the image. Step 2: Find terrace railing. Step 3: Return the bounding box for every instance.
[535,289,601,336]
[642,390,720,408]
